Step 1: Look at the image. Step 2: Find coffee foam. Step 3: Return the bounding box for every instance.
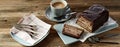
[52,2,65,9]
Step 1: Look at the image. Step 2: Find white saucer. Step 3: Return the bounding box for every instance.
[45,6,73,22]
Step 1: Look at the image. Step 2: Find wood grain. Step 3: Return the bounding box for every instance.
[0,0,120,47]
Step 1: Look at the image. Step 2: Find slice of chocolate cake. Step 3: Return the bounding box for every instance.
[62,24,84,38]
[76,4,109,32]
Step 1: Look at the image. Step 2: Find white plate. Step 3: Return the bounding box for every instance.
[10,14,51,46]
[54,17,119,44]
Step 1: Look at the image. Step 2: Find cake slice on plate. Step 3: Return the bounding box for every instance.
[62,24,84,38]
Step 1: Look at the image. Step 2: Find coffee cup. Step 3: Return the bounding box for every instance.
[50,0,69,17]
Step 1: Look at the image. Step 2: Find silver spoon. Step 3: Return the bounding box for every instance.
[88,37,119,44]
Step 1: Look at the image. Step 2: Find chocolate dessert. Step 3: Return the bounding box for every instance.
[62,24,84,38]
[76,4,109,32]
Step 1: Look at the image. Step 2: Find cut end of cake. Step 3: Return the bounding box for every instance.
[62,24,84,38]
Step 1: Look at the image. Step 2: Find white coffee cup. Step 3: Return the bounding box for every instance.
[50,0,68,17]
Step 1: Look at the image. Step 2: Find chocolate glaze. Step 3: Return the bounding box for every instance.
[83,4,109,22]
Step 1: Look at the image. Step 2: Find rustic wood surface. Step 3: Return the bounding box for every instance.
[0,0,120,47]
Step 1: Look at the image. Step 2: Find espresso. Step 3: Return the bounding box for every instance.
[52,2,65,9]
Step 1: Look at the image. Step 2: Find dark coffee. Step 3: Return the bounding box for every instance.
[52,2,65,9]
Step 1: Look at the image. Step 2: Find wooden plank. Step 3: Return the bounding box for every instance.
[0,28,120,47]
[0,12,120,28]
[0,0,120,47]
[0,0,119,12]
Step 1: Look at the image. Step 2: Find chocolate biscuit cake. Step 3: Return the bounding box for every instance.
[76,4,109,32]
[62,24,84,38]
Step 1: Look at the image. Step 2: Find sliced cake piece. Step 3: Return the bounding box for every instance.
[76,4,109,32]
[62,24,84,38]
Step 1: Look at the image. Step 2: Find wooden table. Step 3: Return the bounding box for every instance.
[0,0,120,47]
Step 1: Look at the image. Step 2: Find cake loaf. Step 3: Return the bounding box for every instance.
[62,24,84,38]
[76,4,109,32]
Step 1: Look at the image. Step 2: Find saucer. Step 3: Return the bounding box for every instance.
[45,6,72,22]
